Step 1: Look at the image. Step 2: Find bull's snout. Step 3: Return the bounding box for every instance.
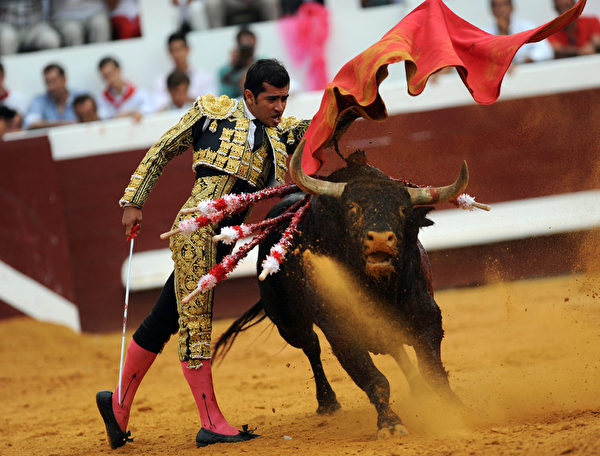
[364,231,397,252]
[363,231,398,281]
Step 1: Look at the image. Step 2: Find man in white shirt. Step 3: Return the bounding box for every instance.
[485,0,553,64]
[97,56,155,121]
[0,0,61,55]
[51,0,111,46]
[153,32,216,110]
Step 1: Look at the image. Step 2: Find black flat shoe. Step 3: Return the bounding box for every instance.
[96,390,133,449]
[195,425,260,447]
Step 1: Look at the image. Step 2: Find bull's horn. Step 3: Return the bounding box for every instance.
[290,139,346,197]
[406,161,469,205]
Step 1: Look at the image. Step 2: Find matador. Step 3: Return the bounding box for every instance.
[96,59,309,449]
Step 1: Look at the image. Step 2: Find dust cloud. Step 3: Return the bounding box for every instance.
[302,250,600,438]
[1,262,599,455]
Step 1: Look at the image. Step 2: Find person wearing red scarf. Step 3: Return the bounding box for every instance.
[97,56,155,121]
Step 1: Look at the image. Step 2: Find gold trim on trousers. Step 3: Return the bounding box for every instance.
[169,174,238,367]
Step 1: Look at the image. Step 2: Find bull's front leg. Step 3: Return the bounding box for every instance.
[328,339,408,438]
[410,296,463,406]
[413,334,463,407]
[392,345,430,397]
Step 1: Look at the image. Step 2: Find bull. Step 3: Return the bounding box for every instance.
[214,140,467,437]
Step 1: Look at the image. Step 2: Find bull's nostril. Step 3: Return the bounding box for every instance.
[388,235,394,243]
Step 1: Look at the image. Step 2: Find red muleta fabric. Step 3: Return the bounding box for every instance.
[300,0,587,175]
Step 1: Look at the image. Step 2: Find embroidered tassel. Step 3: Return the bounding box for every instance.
[209,119,218,133]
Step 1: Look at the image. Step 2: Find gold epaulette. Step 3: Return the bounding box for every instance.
[195,94,239,120]
[277,116,301,133]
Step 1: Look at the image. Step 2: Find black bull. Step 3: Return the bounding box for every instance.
[215,145,468,436]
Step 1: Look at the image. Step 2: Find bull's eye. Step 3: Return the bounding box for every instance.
[347,202,359,219]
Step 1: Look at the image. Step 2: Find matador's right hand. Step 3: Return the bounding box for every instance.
[122,206,143,238]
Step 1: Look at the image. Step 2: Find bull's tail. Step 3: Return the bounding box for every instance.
[213,300,267,363]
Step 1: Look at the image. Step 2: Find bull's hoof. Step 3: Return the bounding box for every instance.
[316,400,342,415]
[376,424,409,440]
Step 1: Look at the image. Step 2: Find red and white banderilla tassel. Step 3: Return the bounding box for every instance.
[160,183,299,240]
[451,193,491,212]
[259,199,312,281]
[214,197,308,244]
[394,178,491,212]
[182,224,279,303]
[182,197,311,302]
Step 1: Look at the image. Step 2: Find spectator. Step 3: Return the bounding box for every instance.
[73,94,100,122]
[106,0,141,39]
[165,69,193,110]
[204,0,278,28]
[153,32,216,110]
[0,105,17,140]
[280,0,324,17]
[218,27,257,98]
[24,63,81,129]
[0,0,61,55]
[548,0,600,58]
[51,0,111,47]
[171,0,210,33]
[97,56,155,121]
[485,0,553,64]
[0,62,27,130]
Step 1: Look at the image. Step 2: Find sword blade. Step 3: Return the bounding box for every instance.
[118,236,135,405]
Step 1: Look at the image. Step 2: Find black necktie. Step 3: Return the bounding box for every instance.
[252,118,264,151]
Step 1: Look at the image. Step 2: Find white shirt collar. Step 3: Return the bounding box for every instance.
[242,98,257,122]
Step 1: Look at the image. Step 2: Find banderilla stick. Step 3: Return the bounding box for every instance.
[160,227,181,240]
[472,202,491,211]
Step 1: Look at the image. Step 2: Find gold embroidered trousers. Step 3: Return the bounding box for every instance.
[169,174,240,367]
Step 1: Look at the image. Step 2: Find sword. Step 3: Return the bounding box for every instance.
[118,223,139,405]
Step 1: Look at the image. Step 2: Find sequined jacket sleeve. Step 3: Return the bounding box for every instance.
[118,104,203,208]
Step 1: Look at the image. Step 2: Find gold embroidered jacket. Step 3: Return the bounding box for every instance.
[119,94,310,208]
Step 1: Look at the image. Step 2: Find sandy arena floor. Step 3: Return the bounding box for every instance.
[1,273,600,456]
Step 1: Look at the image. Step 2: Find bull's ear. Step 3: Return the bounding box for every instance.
[413,206,434,227]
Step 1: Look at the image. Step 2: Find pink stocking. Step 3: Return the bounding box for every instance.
[112,338,157,432]
[181,360,239,435]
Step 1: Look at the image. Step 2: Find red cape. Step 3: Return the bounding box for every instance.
[300,0,587,175]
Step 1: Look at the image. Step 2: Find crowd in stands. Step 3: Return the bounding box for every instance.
[0,1,142,56]
[1,0,600,140]
[485,0,599,63]
[0,26,259,137]
[173,0,325,32]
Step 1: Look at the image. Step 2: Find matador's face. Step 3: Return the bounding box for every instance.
[245,82,289,127]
